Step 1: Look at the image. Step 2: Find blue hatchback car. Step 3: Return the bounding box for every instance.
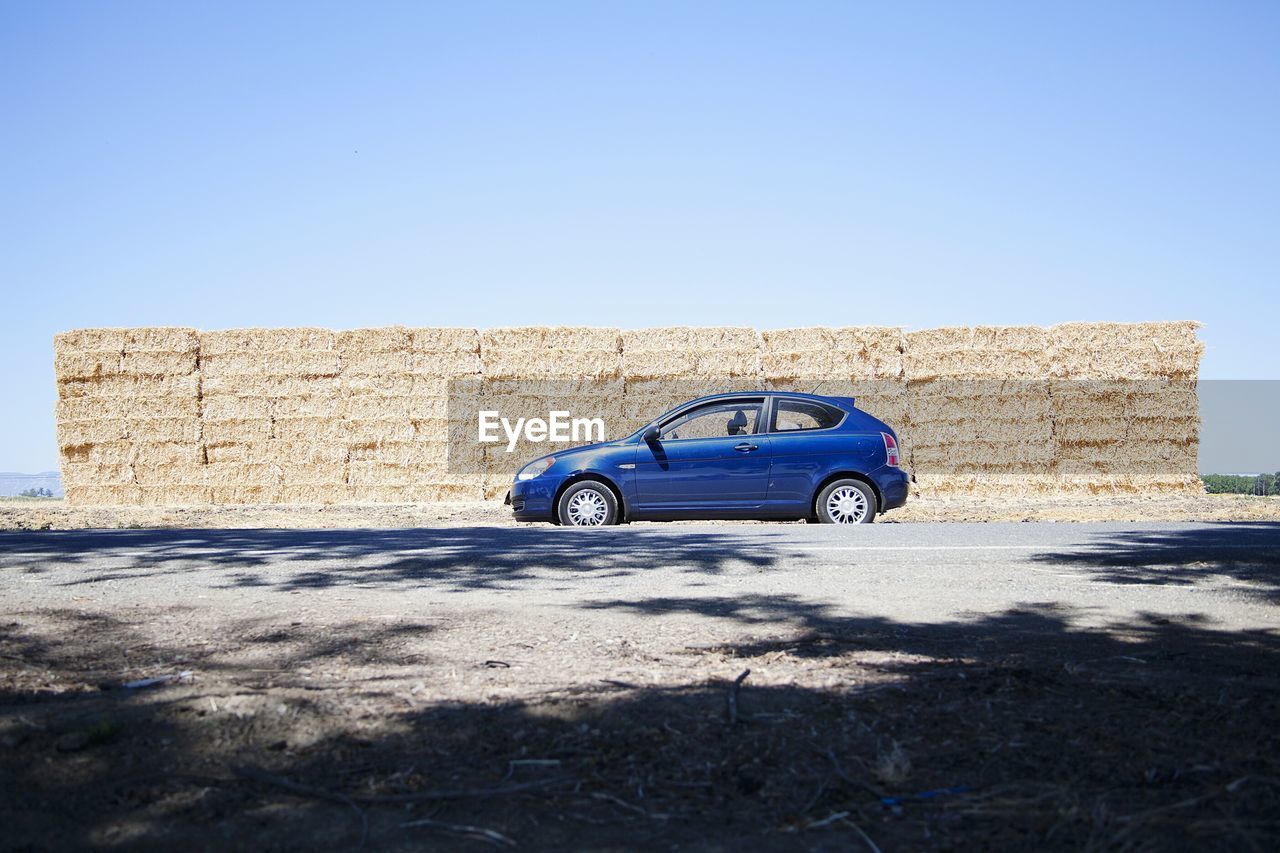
[507,392,908,525]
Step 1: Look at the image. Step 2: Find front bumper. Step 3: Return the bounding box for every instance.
[509,476,558,522]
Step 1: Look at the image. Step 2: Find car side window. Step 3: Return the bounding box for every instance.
[660,400,763,440]
[773,399,843,432]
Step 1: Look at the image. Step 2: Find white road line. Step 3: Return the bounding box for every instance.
[797,543,1279,552]
[794,545,1046,552]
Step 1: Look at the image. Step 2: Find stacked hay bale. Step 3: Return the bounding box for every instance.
[55,328,202,505]
[342,327,484,502]
[621,327,763,428]
[905,326,1055,497]
[1049,322,1203,493]
[199,328,345,504]
[760,327,906,428]
[54,322,1205,505]
[410,328,485,501]
[480,327,622,498]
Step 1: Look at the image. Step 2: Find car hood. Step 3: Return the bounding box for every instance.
[527,438,628,467]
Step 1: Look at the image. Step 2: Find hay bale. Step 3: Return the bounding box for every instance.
[205,485,275,504]
[65,484,143,505]
[1054,417,1128,444]
[622,327,761,380]
[1129,415,1199,442]
[205,440,348,465]
[138,485,210,505]
[57,373,201,400]
[54,350,125,381]
[272,395,345,418]
[1051,321,1201,351]
[762,327,905,381]
[421,483,486,502]
[272,416,349,443]
[120,328,199,376]
[346,417,420,444]
[277,484,352,504]
[483,327,620,352]
[909,384,1050,420]
[481,327,620,381]
[1050,322,1204,380]
[344,350,414,376]
[202,462,280,487]
[55,328,129,351]
[911,473,1061,498]
[201,417,274,444]
[53,323,1205,506]
[348,440,447,465]
[200,328,337,355]
[413,327,481,352]
[120,348,195,376]
[904,417,1053,446]
[56,395,198,422]
[275,461,348,484]
[201,350,343,379]
[906,326,1051,382]
[200,393,274,420]
[338,326,414,353]
[405,329,484,377]
[483,350,621,380]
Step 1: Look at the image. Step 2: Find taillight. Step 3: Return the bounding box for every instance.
[882,432,900,467]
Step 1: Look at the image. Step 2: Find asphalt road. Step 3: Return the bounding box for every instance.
[2,522,1278,632]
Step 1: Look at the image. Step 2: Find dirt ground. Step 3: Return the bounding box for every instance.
[3,594,1279,850]
[3,493,1280,531]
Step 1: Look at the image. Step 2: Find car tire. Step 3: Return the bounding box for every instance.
[815,479,877,524]
[557,481,620,527]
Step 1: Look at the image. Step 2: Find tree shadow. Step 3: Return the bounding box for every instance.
[0,527,796,592]
[3,595,1278,850]
[1028,522,1280,602]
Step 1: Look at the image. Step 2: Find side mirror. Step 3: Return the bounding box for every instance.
[642,425,661,443]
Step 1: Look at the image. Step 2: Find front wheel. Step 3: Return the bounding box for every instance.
[557,481,620,527]
[815,479,877,524]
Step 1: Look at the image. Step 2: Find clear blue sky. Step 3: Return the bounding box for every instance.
[2,1,1277,472]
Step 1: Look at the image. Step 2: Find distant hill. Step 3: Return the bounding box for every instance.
[0,471,63,498]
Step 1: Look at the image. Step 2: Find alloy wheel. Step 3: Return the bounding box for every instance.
[825,485,868,524]
[566,488,609,526]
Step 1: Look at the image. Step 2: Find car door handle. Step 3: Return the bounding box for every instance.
[734,442,758,452]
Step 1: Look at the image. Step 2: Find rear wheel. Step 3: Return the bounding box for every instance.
[557,481,619,527]
[815,479,877,524]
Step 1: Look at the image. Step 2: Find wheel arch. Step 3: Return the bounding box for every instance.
[552,471,627,523]
[811,470,882,516]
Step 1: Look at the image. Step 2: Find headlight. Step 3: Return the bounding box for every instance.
[516,456,555,481]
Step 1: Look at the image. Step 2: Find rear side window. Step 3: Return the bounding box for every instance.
[772,399,844,432]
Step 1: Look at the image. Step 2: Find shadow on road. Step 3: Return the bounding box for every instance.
[5,522,1280,599]
[1029,522,1280,602]
[0,527,796,591]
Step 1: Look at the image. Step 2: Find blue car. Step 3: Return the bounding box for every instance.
[506,392,908,525]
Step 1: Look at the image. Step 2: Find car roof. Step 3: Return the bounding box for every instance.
[679,390,850,407]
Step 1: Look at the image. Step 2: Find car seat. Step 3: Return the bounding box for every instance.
[727,410,749,436]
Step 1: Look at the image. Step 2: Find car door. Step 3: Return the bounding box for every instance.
[766,396,877,504]
[633,398,772,508]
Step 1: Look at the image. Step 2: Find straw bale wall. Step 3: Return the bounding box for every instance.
[55,323,1204,505]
